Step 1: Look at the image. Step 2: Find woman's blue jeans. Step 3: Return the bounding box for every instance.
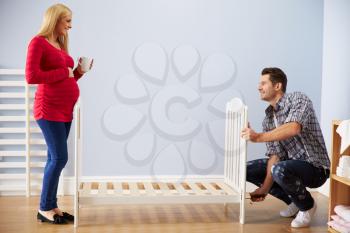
[37,119,71,211]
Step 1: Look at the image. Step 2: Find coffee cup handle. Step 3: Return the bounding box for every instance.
[78,57,82,66]
[89,59,94,70]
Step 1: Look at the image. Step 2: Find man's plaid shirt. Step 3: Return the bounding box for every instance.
[263,92,330,169]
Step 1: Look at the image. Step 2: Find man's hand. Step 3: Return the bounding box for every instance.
[250,155,279,202]
[241,124,260,142]
[250,186,269,202]
[244,122,301,143]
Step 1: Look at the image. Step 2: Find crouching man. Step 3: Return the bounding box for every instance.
[242,67,330,228]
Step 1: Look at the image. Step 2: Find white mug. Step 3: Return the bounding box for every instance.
[79,56,93,72]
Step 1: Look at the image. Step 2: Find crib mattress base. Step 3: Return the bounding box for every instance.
[78,181,242,206]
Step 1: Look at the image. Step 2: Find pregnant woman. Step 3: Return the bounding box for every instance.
[25,3,92,224]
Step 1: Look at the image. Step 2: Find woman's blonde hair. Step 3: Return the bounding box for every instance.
[38,4,72,52]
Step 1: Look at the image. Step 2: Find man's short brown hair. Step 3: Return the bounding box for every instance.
[261,67,287,93]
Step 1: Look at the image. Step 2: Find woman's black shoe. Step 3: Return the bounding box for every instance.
[62,212,74,221]
[37,212,67,224]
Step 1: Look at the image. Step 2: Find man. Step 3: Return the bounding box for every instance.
[241,67,330,228]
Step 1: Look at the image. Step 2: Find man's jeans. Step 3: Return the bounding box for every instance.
[246,158,329,211]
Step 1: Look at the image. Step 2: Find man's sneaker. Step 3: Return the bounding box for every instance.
[291,202,317,228]
[280,202,299,217]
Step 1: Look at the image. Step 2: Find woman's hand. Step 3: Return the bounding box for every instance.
[77,58,94,74]
[68,67,74,78]
[77,58,84,74]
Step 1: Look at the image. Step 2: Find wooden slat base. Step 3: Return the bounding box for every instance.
[78,181,240,206]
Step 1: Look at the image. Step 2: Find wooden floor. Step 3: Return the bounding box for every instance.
[0,192,329,233]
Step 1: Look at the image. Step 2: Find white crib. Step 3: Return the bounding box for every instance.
[73,98,248,227]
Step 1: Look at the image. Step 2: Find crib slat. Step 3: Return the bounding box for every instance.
[229,109,234,184]
[82,182,91,196]
[226,109,231,183]
[158,182,170,196]
[98,182,107,196]
[237,111,241,187]
[234,111,239,186]
[201,182,222,195]
[143,182,156,196]
[196,183,211,195]
[129,182,139,196]
[173,183,188,195]
[216,182,236,195]
[227,108,234,181]
[113,182,123,195]
[224,103,229,181]
[182,182,196,194]
[187,183,205,195]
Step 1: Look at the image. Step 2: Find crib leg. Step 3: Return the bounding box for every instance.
[239,194,245,224]
[74,196,79,227]
[74,206,79,227]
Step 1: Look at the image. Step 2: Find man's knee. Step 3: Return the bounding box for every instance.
[271,162,288,183]
[247,159,267,168]
[246,159,267,182]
